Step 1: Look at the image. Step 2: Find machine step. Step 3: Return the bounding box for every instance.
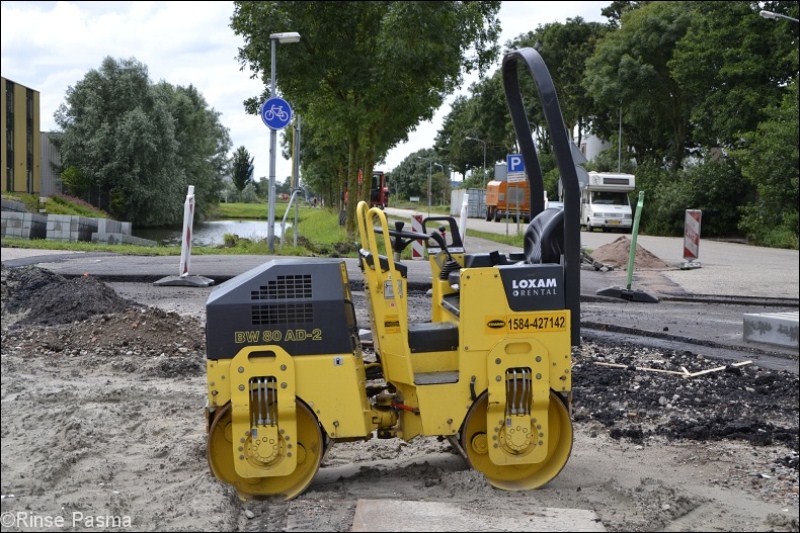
[414,371,459,385]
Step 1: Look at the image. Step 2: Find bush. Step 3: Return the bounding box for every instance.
[680,156,751,238]
[637,156,751,238]
[739,206,799,249]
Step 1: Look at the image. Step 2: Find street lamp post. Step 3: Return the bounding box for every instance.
[416,156,435,216]
[433,162,445,208]
[426,160,433,216]
[267,31,301,253]
[465,136,487,188]
[759,9,799,23]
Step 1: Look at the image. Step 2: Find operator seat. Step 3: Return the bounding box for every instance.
[443,208,565,318]
[523,207,564,264]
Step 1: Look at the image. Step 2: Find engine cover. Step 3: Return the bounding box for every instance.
[206,259,357,359]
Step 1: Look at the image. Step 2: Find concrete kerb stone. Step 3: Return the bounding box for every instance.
[743,311,799,349]
[350,499,606,532]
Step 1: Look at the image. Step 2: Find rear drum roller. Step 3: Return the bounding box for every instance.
[207,400,324,499]
[461,391,572,490]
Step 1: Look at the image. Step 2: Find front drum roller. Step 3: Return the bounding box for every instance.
[461,390,572,490]
[207,400,324,499]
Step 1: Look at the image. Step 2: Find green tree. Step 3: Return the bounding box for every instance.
[434,76,512,180]
[642,155,752,237]
[289,112,348,210]
[277,176,293,196]
[254,176,269,198]
[60,165,92,199]
[435,96,477,176]
[735,79,799,247]
[670,1,799,149]
[386,149,434,201]
[231,146,254,200]
[433,17,607,192]
[584,2,694,171]
[600,1,651,27]
[231,1,501,233]
[54,56,230,226]
[512,17,609,147]
[240,182,258,203]
[164,83,231,220]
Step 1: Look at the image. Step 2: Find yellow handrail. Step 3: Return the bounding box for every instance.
[356,200,408,321]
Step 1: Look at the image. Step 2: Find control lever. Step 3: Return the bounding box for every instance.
[428,228,453,262]
[429,226,460,281]
[392,221,406,261]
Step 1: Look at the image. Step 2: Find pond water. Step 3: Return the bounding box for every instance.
[134,220,287,247]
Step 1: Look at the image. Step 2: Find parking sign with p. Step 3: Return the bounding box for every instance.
[507,154,526,183]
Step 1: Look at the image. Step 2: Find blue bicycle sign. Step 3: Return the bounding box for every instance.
[260,97,293,130]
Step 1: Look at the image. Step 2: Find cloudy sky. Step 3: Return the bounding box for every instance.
[1,1,608,186]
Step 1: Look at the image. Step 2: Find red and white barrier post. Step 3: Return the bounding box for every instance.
[682,209,702,269]
[411,214,425,260]
[154,185,214,287]
[459,193,469,244]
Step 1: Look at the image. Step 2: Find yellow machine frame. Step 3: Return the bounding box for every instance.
[205,45,582,499]
[355,201,571,442]
[205,202,573,498]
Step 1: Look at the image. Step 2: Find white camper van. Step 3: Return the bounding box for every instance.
[580,172,635,232]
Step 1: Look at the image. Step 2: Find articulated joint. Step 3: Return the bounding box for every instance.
[370,408,398,431]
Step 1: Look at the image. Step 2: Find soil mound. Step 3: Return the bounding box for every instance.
[590,236,671,269]
[1,264,140,328]
[3,306,206,378]
[1,264,206,378]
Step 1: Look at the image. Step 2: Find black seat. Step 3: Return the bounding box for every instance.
[448,251,508,288]
[524,208,564,264]
[408,322,459,353]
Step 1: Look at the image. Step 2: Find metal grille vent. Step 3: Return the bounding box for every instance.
[251,303,313,325]
[251,274,312,301]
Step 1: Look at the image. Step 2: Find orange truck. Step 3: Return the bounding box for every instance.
[485,177,530,222]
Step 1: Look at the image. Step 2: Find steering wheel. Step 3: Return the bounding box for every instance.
[375,221,447,254]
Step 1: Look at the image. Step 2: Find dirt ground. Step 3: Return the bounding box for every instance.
[0,264,798,532]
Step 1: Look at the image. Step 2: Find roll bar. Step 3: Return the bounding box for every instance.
[502,48,581,346]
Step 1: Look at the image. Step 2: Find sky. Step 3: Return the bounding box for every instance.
[0,1,609,187]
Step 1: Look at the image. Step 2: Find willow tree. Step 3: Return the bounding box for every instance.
[231,1,501,233]
[55,57,230,226]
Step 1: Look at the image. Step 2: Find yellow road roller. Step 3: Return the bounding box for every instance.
[205,47,583,499]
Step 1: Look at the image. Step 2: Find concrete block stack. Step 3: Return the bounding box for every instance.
[2,203,157,246]
[92,218,154,245]
[1,198,28,213]
[1,211,48,239]
[46,214,98,242]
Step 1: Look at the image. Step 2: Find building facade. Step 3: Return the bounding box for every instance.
[41,131,62,197]
[1,76,41,195]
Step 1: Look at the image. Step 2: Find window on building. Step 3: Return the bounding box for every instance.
[5,79,14,191]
